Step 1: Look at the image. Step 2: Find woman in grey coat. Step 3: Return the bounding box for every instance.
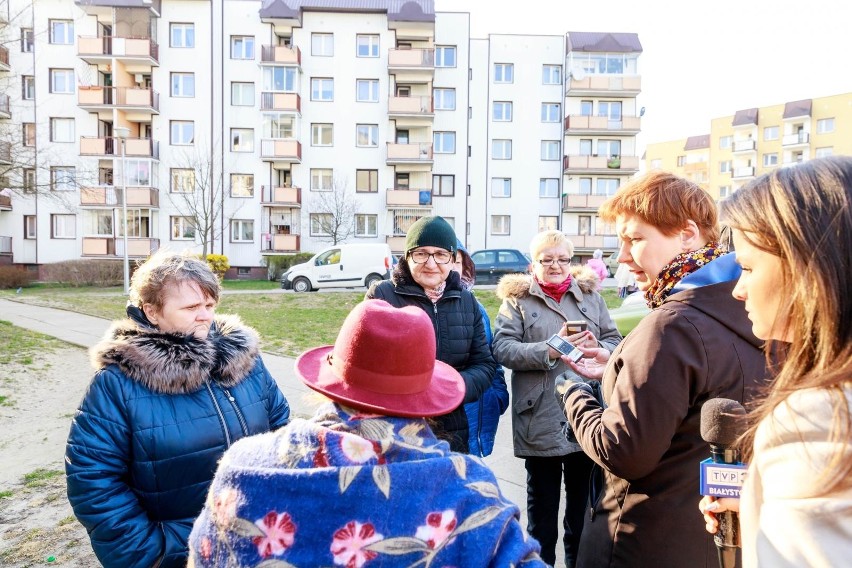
[493,230,621,567]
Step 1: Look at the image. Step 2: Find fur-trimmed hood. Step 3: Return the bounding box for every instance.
[495,265,600,300]
[90,314,261,394]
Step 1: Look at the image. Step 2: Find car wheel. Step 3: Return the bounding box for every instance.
[364,273,383,288]
[292,277,312,293]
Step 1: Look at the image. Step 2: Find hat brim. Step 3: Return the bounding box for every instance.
[294,346,465,418]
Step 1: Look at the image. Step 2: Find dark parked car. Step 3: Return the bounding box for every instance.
[469,249,531,285]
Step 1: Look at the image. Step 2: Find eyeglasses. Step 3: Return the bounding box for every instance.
[409,250,454,264]
[537,258,571,267]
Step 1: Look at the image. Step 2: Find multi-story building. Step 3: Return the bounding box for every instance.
[0,0,642,277]
[646,92,852,202]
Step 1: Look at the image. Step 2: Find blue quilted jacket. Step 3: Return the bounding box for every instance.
[65,314,290,568]
[466,302,509,456]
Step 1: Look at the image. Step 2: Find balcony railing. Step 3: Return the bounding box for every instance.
[0,194,11,210]
[82,237,160,257]
[562,154,639,172]
[262,234,300,252]
[563,234,619,249]
[0,94,10,117]
[260,139,302,161]
[79,137,160,159]
[261,45,301,65]
[78,86,160,111]
[386,235,407,253]
[80,186,159,207]
[386,142,433,162]
[733,166,756,178]
[561,194,609,211]
[0,45,9,70]
[260,185,301,206]
[783,132,810,146]
[563,115,640,133]
[260,92,301,112]
[77,36,159,63]
[388,48,435,68]
[0,236,11,254]
[388,96,434,115]
[386,189,432,207]
[732,139,756,152]
[567,75,641,94]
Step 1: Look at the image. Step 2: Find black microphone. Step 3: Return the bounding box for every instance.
[700,398,746,568]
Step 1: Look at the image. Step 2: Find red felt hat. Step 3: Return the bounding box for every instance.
[295,300,465,417]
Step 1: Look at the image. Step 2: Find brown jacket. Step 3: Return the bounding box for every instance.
[565,278,767,568]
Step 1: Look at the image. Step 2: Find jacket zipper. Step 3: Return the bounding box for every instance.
[223,388,249,436]
[204,382,231,447]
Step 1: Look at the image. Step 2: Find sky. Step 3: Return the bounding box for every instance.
[434,0,852,151]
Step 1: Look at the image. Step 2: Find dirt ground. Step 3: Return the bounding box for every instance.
[0,345,98,566]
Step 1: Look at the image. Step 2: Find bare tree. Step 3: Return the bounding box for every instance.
[312,176,357,245]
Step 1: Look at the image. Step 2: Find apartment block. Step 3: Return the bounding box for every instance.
[0,0,642,276]
[646,92,852,202]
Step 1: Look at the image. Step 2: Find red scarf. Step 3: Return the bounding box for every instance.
[536,275,572,303]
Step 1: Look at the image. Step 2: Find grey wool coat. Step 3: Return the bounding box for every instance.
[492,267,622,457]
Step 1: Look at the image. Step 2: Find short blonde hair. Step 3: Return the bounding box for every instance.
[529,230,575,260]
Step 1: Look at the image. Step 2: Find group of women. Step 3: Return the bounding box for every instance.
[65,156,852,567]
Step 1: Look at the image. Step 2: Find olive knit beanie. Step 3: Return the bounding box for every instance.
[404,216,457,254]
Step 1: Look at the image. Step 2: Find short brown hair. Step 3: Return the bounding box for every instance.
[129,249,221,312]
[598,170,720,241]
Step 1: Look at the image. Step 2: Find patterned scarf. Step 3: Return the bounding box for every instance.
[423,281,446,303]
[644,242,723,308]
[535,275,572,303]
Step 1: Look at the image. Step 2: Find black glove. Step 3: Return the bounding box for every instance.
[554,370,594,408]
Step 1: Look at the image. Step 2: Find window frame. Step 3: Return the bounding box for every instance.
[491,139,512,160]
[170,72,195,98]
[170,121,195,145]
[356,169,378,193]
[230,36,255,60]
[310,168,333,192]
[433,131,456,154]
[170,216,197,240]
[49,69,74,94]
[230,174,254,198]
[540,140,560,161]
[539,178,559,198]
[490,215,511,235]
[432,174,455,197]
[50,166,76,192]
[22,76,35,100]
[21,28,34,52]
[494,63,514,83]
[23,123,36,146]
[170,23,195,48]
[356,79,379,103]
[170,168,195,193]
[51,213,76,239]
[49,20,74,45]
[354,213,378,237]
[433,88,456,110]
[230,219,255,243]
[310,213,333,236]
[817,118,835,134]
[763,126,779,141]
[762,152,778,167]
[541,102,561,122]
[491,177,512,198]
[356,34,379,57]
[230,128,254,153]
[492,101,513,122]
[542,65,561,85]
[311,33,334,57]
[24,215,37,239]
[311,123,334,147]
[231,82,255,106]
[311,78,334,101]
[435,46,457,68]
[355,124,379,147]
[538,216,558,232]
[50,118,75,143]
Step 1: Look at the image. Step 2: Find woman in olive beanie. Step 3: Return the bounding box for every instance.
[366,216,496,453]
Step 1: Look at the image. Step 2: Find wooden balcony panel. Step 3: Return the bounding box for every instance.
[260,92,301,112]
[82,237,116,256]
[386,236,407,253]
[0,194,11,209]
[386,189,432,207]
[261,45,301,65]
[269,234,300,252]
[388,48,435,68]
[262,186,301,205]
[260,139,302,161]
[388,96,433,114]
[386,143,433,161]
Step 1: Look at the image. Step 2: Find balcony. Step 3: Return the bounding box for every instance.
[566,75,641,96]
[79,137,160,159]
[562,154,639,174]
[386,189,432,208]
[77,36,159,66]
[388,96,434,126]
[260,92,301,113]
[388,48,435,81]
[0,45,9,72]
[564,115,640,135]
[561,194,609,212]
[732,139,756,153]
[783,132,810,147]
[260,139,302,163]
[262,234,301,253]
[80,186,159,208]
[0,193,11,211]
[260,45,301,66]
[82,237,160,257]
[0,94,9,119]
[732,166,755,179]
[386,235,407,254]
[0,141,11,165]
[260,185,301,207]
[77,86,160,116]
[563,234,619,250]
[0,236,10,254]
[386,143,433,170]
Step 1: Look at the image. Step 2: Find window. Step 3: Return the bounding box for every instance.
[310,213,333,236]
[492,139,512,160]
[650,158,662,169]
[541,103,560,122]
[580,100,593,116]
[578,178,592,195]
[579,139,593,155]
[23,123,36,147]
[171,216,196,240]
[22,76,35,100]
[491,215,510,235]
[355,214,378,237]
[23,169,35,193]
[763,126,779,141]
[598,101,622,120]
[719,186,731,199]
[763,153,778,167]
[230,128,254,152]
[231,36,255,59]
[311,123,333,146]
[598,140,621,157]
[433,132,456,154]
[49,20,74,44]
[491,178,511,198]
[263,113,295,138]
[817,118,835,134]
[312,33,333,56]
[539,178,559,198]
[230,174,254,197]
[356,170,378,193]
[50,118,74,142]
[24,216,37,239]
[356,35,379,57]
[541,140,560,161]
[263,67,298,92]
[170,121,194,145]
[578,216,591,236]
[21,28,34,52]
[719,135,732,149]
[356,124,379,147]
[815,147,833,158]
[125,159,151,186]
[492,101,512,122]
[432,175,454,196]
[311,78,334,101]
[170,169,195,193]
[311,169,333,191]
[50,167,75,192]
[171,73,195,97]
[719,160,732,174]
[494,63,514,83]
[595,178,619,196]
[538,216,558,232]
[49,69,74,94]
[542,65,561,84]
[231,220,254,242]
[51,214,76,238]
[434,88,456,110]
[170,23,194,48]
[356,79,379,102]
[677,155,686,167]
[231,82,255,106]
[435,46,456,67]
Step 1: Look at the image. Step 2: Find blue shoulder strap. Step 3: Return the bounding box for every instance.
[670,252,741,294]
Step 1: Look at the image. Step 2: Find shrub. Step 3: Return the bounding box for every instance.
[264,252,315,281]
[40,260,123,287]
[205,254,230,278]
[0,266,33,289]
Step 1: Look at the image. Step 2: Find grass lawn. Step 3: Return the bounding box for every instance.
[0,282,623,358]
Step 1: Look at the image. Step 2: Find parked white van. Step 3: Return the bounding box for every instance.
[280,243,393,292]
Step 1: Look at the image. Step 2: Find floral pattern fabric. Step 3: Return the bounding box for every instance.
[644,242,724,308]
[189,403,546,567]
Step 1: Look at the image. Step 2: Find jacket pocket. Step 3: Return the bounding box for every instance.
[512,382,551,445]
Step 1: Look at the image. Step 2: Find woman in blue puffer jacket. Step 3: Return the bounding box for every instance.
[65,251,290,568]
